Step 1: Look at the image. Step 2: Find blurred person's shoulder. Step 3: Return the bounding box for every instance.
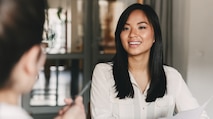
[0,103,33,119]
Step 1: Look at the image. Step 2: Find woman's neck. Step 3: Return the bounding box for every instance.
[0,89,20,105]
[128,55,150,93]
[128,54,149,72]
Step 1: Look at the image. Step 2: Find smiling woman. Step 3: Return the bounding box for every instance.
[120,9,155,58]
[90,3,209,119]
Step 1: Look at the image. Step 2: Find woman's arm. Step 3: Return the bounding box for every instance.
[174,70,209,119]
[90,64,115,119]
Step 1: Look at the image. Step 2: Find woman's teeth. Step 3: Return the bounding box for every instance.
[129,41,141,45]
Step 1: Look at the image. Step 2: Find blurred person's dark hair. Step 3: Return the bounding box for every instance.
[0,0,45,88]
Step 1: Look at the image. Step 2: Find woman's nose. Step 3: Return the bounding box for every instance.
[129,28,138,38]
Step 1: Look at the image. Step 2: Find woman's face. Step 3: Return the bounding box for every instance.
[120,10,155,57]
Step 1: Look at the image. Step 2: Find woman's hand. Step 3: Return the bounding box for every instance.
[55,96,86,119]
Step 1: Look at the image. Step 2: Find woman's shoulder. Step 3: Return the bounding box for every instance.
[94,62,113,71]
[93,62,114,81]
[92,62,115,86]
[163,65,181,76]
[163,65,184,83]
[163,65,185,91]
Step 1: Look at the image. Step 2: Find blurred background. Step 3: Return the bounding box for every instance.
[21,0,213,118]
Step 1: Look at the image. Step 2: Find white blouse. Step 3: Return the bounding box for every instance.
[90,63,209,119]
[0,103,33,119]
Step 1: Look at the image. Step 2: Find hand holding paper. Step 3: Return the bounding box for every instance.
[159,96,212,119]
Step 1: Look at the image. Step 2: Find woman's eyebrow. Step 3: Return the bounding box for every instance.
[137,21,148,25]
[125,21,148,26]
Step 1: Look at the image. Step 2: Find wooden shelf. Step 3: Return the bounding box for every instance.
[46,53,84,59]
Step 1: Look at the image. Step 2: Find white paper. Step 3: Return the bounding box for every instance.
[159,96,212,119]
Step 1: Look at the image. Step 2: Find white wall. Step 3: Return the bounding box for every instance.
[173,0,213,118]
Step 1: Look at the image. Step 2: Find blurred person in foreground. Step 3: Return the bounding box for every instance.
[0,0,85,119]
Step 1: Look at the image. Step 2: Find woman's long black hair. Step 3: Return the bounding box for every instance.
[112,3,166,102]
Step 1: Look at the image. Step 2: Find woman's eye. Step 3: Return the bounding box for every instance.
[122,27,129,31]
[139,26,146,29]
